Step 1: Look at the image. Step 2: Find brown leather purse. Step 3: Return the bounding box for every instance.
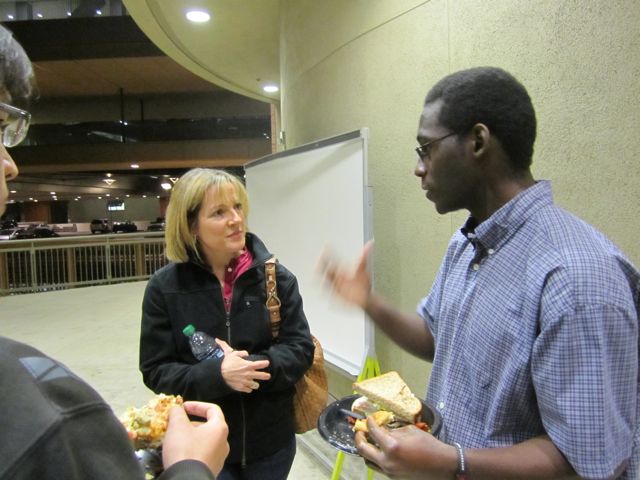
[265,256,328,433]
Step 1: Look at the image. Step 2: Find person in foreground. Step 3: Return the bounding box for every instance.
[0,25,229,480]
[319,67,639,479]
[139,168,314,480]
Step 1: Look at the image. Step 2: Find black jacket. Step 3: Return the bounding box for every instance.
[0,337,215,480]
[140,233,313,465]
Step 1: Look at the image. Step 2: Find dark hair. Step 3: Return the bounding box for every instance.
[425,67,536,170]
[0,25,36,107]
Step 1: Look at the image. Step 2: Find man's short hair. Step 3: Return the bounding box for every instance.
[0,25,36,106]
[425,67,536,170]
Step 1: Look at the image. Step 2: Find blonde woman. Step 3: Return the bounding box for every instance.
[140,168,313,480]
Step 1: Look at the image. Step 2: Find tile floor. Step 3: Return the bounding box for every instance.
[0,281,381,480]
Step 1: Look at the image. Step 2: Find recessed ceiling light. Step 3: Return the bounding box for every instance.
[10,190,16,193]
[130,164,139,169]
[263,84,279,93]
[50,191,56,195]
[161,183,172,191]
[186,9,210,23]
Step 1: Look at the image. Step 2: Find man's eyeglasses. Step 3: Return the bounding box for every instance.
[0,102,31,148]
[415,131,457,161]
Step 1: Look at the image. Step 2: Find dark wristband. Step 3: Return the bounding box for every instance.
[453,442,468,479]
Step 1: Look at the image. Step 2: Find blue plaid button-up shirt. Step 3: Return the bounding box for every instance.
[418,181,639,479]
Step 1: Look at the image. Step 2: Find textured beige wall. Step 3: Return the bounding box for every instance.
[280,0,640,396]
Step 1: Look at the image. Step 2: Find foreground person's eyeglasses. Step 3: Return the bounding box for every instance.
[415,131,457,161]
[0,102,31,148]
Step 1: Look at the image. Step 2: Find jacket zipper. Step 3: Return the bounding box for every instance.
[227,303,247,468]
[240,397,247,468]
[224,259,265,469]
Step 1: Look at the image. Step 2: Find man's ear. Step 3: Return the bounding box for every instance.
[471,123,490,156]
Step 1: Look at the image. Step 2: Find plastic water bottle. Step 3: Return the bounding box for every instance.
[182,324,224,360]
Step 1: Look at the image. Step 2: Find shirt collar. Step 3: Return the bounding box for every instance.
[461,180,554,251]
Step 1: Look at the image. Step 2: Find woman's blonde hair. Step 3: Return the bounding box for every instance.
[165,168,250,263]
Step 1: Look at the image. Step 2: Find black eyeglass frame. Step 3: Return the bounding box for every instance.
[0,102,31,148]
[415,131,458,161]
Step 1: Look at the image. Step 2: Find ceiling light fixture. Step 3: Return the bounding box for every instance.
[103,178,116,186]
[130,164,139,169]
[263,84,279,93]
[160,182,172,191]
[186,9,211,23]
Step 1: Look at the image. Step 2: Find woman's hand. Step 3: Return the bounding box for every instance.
[220,349,271,393]
[162,401,230,476]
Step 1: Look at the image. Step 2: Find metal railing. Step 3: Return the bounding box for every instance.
[0,232,168,296]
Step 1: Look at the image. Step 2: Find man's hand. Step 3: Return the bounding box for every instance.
[317,240,374,309]
[355,417,457,479]
[162,401,230,476]
[221,350,271,393]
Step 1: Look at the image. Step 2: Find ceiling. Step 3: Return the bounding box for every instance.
[32,56,226,97]
[122,0,280,103]
[3,3,279,206]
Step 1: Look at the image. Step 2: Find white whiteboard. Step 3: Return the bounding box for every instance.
[245,129,373,375]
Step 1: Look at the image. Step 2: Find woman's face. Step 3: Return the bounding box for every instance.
[193,184,246,266]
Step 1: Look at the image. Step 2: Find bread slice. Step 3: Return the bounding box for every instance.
[352,371,421,423]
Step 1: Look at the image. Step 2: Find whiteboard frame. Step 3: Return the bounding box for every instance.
[245,128,374,376]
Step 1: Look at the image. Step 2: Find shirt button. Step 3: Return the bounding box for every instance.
[227,267,232,272]
[438,401,445,410]
[487,248,495,255]
[472,263,480,271]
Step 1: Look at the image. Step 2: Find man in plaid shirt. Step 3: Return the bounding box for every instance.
[320,67,638,479]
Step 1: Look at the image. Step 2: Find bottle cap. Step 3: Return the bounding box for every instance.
[182,324,196,336]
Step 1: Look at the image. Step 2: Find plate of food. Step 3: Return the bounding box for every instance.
[317,371,442,455]
[120,393,184,450]
[120,393,184,478]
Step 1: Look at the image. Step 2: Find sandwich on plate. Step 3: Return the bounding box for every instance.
[351,371,429,433]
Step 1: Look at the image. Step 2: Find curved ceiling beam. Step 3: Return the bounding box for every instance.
[123,0,280,104]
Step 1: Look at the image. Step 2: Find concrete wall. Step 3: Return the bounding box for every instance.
[280,0,640,396]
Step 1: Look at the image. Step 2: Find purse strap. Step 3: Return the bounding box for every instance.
[265,256,282,339]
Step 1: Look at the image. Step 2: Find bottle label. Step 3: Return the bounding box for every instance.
[204,344,224,360]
